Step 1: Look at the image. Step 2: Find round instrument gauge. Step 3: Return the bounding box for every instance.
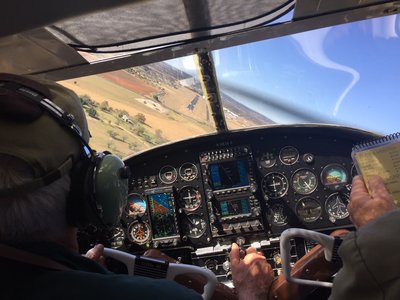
[291,169,318,195]
[181,214,207,238]
[125,193,147,218]
[128,221,151,244]
[260,152,276,168]
[262,172,289,199]
[159,165,178,184]
[179,163,198,181]
[279,146,299,165]
[295,197,322,223]
[325,193,349,221]
[178,186,202,211]
[267,203,288,226]
[320,164,349,190]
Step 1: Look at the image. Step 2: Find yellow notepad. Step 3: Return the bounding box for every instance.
[352,133,400,206]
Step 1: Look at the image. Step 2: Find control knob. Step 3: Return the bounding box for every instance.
[222,259,231,272]
[252,207,261,217]
[250,182,258,193]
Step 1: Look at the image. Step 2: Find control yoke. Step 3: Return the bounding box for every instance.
[103,248,217,300]
[280,228,343,288]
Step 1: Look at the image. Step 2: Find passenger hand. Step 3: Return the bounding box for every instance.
[85,244,106,266]
[348,175,396,228]
[230,243,274,300]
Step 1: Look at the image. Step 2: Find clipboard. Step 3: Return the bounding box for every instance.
[351,132,400,206]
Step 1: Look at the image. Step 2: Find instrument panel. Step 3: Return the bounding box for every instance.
[87,125,379,283]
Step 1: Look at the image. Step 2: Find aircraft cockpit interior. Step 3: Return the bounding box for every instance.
[114,125,375,282]
[1,0,400,299]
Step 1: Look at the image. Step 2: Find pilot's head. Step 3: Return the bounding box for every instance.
[0,73,91,245]
[0,74,129,248]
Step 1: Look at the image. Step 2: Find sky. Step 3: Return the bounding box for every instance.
[168,14,400,135]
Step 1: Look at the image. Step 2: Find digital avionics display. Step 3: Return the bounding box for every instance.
[209,159,249,190]
[219,199,251,218]
[147,191,179,240]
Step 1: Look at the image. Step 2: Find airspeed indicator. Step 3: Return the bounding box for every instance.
[291,169,317,195]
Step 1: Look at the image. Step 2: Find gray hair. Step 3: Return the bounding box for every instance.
[0,154,71,243]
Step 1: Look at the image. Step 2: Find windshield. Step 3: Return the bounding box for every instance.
[211,14,400,134]
[59,13,399,158]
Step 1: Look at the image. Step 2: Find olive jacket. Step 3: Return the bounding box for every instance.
[330,209,400,300]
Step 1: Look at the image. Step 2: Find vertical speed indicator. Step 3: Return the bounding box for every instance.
[295,197,322,223]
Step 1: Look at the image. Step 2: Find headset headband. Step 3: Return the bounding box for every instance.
[0,79,94,195]
[0,75,129,227]
[1,80,94,158]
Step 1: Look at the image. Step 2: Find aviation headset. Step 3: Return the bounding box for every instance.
[0,73,129,228]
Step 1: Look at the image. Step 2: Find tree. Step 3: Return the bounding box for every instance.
[100,101,111,112]
[87,107,98,119]
[80,95,94,106]
[133,125,145,137]
[107,130,119,139]
[128,142,138,150]
[117,109,130,118]
[134,113,146,124]
[142,134,154,144]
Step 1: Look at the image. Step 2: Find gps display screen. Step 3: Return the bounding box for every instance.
[219,198,251,218]
[209,159,249,190]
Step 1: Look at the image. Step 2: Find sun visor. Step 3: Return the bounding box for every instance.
[0,28,87,75]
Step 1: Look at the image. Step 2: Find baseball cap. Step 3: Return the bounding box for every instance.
[0,73,90,192]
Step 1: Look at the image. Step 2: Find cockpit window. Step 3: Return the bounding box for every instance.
[59,62,216,158]
[212,14,400,134]
[59,14,400,158]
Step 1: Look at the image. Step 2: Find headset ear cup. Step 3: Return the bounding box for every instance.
[67,153,128,228]
[92,154,128,227]
[66,157,93,227]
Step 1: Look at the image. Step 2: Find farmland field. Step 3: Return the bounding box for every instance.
[59,70,214,158]
[59,62,268,159]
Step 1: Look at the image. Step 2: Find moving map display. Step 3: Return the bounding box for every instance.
[147,189,179,240]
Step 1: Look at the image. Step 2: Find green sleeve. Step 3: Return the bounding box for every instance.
[329,209,400,300]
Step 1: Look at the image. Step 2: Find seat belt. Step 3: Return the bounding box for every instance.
[0,243,71,271]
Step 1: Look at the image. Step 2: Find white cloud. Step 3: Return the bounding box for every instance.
[291,28,360,116]
[372,15,398,39]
